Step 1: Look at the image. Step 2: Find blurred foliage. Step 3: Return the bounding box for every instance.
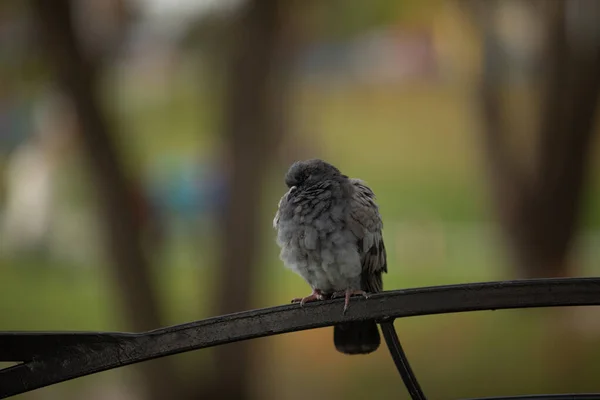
[310,0,444,39]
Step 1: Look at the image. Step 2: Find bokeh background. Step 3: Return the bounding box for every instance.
[2,0,600,399]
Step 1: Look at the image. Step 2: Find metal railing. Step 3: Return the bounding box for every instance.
[2,277,600,399]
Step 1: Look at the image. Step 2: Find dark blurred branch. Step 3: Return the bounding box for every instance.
[3,277,600,398]
[473,0,600,278]
[210,0,297,398]
[478,9,528,229]
[525,1,600,276]
[30,1,179,399]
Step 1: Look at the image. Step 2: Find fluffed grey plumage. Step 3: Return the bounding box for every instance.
[273,159,387,355]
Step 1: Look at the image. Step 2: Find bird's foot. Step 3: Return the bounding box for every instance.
[291,289,325,306]
[332,289,370,315]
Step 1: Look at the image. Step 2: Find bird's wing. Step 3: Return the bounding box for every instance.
[347,179,387,293]
[273,186,295,229]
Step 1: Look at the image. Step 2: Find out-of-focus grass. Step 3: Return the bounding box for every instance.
[3,79,600,399]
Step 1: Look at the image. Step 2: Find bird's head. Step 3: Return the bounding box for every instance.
[284,159,342,188]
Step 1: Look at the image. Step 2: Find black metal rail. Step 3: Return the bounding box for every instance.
[381,321,427,399]
[2,277,600,399]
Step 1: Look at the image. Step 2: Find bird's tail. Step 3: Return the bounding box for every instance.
[333,320,380,355]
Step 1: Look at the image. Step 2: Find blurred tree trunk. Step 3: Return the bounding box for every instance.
[31,1,181,399]
[206,1,297,399]
[472,0,600,278]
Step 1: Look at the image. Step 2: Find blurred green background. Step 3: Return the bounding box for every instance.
[2,0,600,399]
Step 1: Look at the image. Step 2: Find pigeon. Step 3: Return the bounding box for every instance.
[273,159,387,354]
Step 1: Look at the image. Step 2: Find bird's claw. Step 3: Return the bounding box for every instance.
[332,289,371,315]
[332,289,370,299]
[291,289,324,306]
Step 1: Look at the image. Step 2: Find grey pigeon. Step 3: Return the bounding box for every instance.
[273,159,387,354]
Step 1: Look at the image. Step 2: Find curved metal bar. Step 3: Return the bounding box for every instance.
[1,277,600,399]
[381,321,427,400]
